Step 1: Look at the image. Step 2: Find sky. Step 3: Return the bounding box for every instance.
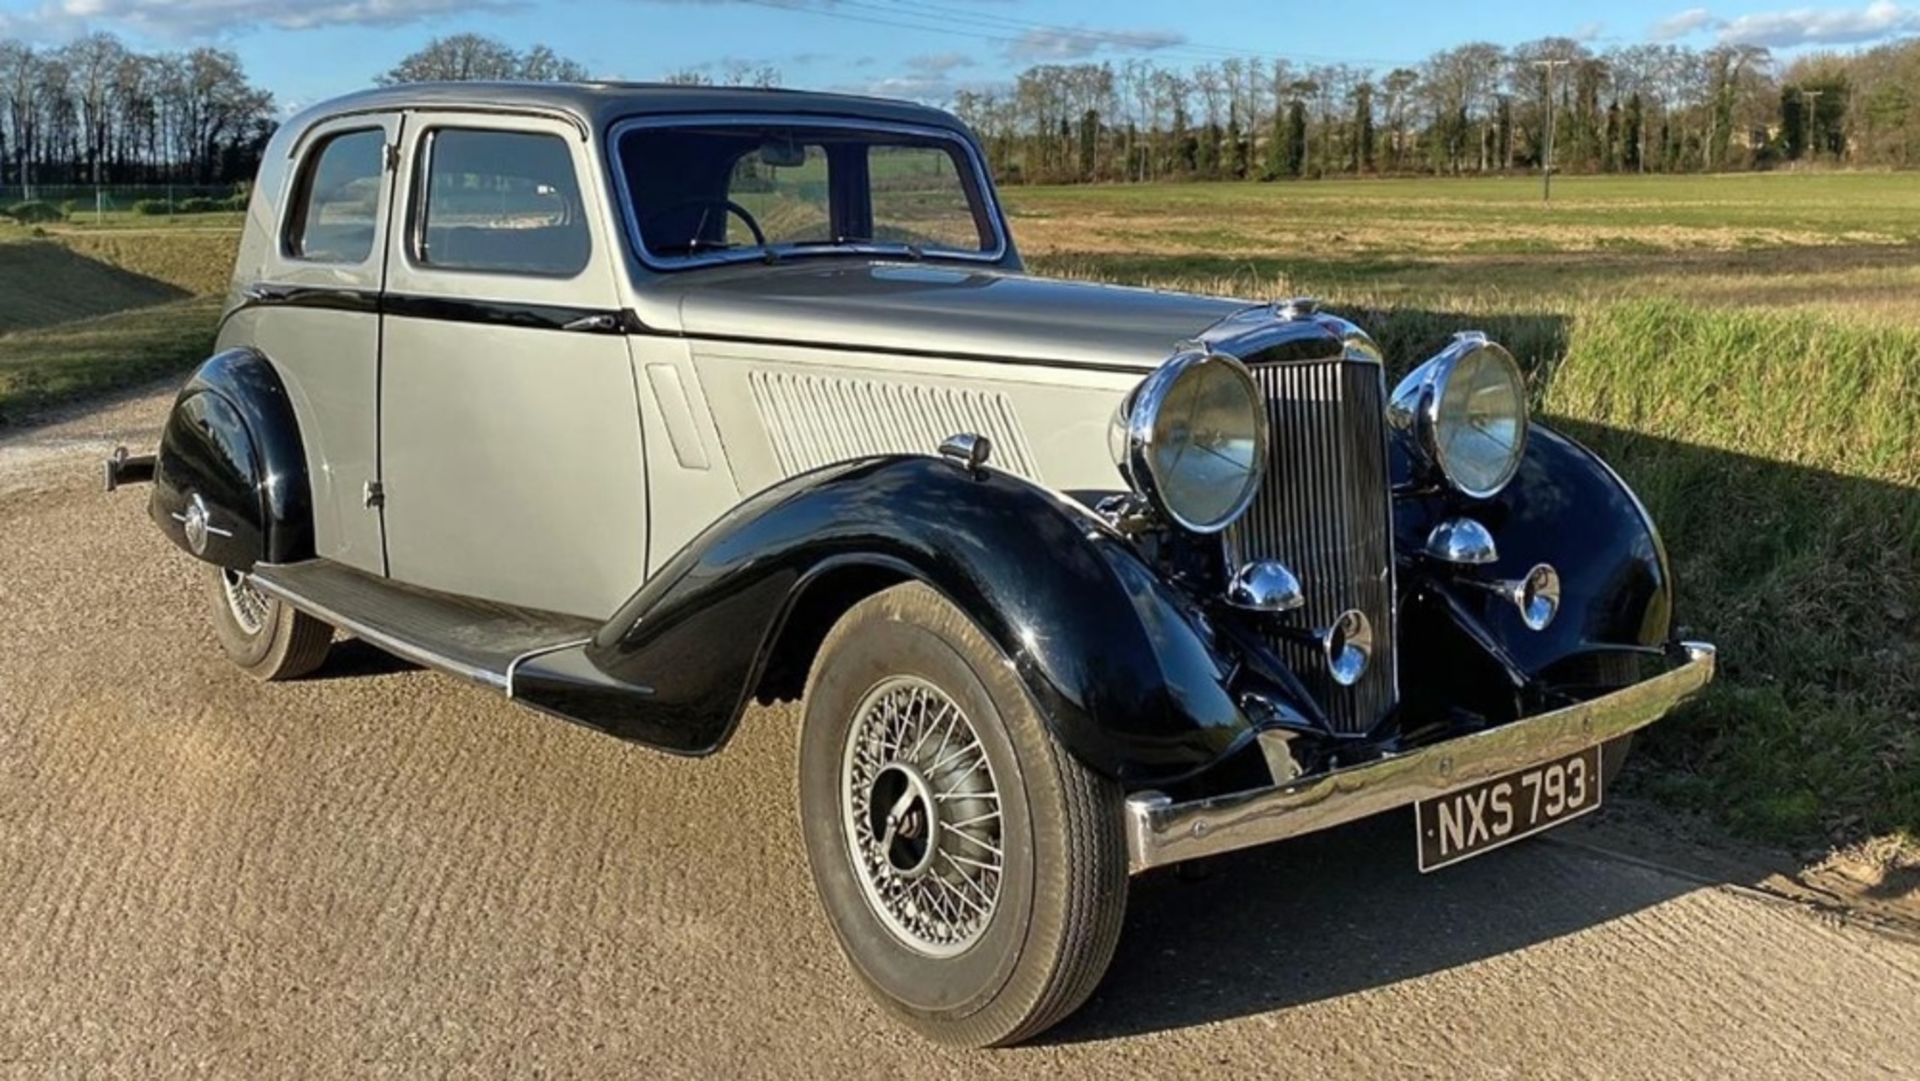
[0,0,1917,113]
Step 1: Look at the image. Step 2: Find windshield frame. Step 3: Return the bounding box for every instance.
[606,112,1010,272]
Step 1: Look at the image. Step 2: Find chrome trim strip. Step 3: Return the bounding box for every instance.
[248,568,508,690]
[505,637,595,698]
[1123,642,1717,873]
[605,113,1009,273]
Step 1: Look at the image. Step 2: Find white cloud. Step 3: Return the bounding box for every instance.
[1004,26,1186,62]
[0,0,520,41]
[1573,19,1607,41]
[907,51,976,74]
[1650,6,1720,39]
[1717,1,1920,45]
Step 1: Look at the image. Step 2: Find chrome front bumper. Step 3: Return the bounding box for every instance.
[1123,641,1717,873]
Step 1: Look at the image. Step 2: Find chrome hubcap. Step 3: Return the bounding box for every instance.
[221,569,271,636]
[842,676,1003,957]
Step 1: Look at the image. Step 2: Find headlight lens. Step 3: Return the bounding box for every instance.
[1112,352,1268,533]
[1389,334,1528,499]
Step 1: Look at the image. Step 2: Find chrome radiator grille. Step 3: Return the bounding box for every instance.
[1228,358,1398,734]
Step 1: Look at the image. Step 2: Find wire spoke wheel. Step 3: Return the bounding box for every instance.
[220,568,272,637]
[842,675,1003,957]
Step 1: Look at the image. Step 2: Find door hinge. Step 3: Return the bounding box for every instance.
[363,480,386,509]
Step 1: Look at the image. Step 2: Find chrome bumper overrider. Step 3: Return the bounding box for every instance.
[1123,641,1717,873]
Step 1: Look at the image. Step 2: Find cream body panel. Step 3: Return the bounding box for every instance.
[216,307,384,573]
[691,342,1138,500]
[379,111,646,619]
[242,111,404,575]
[629,336,743,577]
[379,322,646,617]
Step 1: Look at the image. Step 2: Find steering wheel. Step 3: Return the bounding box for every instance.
[642,198,767,253]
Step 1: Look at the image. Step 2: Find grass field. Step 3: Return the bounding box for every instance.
[1,173,1913,854]
[0,217,236,421]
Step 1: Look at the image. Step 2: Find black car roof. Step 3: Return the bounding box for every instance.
[288,81,964,141]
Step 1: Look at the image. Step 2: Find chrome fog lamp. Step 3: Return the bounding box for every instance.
[1226,560,1305,613]
[1111,351,1268,534]
[1425,517,1498,565]
[1509,563,1562,631]
[1389,332,1529,499]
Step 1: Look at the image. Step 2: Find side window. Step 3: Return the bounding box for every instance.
[868,145,988,252]
[287,128,385,263]
[417,129,590,276]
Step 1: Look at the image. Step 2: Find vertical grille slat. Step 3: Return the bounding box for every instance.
[1229,359,1397,734]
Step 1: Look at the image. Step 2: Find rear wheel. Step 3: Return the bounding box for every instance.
[797,583,1128,1047]
[205,565,332,680]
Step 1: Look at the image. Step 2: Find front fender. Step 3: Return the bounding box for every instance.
[1395,422,1673,699]
[149,348,313,570]
[515,456,1256,785]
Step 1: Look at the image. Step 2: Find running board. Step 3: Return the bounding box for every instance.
[249,560,597,690]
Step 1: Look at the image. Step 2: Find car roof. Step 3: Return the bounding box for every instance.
[287,81,966,141]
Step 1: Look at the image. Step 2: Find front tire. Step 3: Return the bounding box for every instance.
[205,565,332,681]
[798,583,1127,1047]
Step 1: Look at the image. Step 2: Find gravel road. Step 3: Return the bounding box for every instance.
[4,387,1918,1078]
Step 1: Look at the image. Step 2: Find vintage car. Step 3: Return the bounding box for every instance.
[106,82,1715,1046]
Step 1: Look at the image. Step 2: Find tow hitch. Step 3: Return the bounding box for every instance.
[102,446,156,492]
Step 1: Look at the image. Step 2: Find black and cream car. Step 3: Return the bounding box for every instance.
[107,82,1715,1047]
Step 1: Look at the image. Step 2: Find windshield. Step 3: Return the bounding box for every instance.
[615,120,1000,266]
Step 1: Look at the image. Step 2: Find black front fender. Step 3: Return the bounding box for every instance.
[149,348,313,570]
[1394,422,1674,717]
[513,457,1257,785]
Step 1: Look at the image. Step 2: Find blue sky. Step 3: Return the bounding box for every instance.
[2,0,1917,111]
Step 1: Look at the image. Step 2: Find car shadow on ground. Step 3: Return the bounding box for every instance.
[1047,811,1692,1043]
[306,637,422,680]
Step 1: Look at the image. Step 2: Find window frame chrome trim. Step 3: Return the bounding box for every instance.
[604,112,1010,273]
[281,123,391,267]
[403,123,597,282]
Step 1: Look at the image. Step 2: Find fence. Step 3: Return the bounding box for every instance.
[0,184,248,224]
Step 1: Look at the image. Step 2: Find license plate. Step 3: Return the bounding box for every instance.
[1415,745,1603,872]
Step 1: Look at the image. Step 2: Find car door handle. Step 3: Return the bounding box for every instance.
[561,312,622,333]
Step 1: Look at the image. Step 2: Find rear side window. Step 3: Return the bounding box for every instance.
[417,129,589,276]
[287,128,385,263]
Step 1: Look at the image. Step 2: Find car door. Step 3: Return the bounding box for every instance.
[379,113,647,620]
[239,113,402,576]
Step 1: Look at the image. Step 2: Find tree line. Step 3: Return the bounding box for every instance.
[955,37,1920,184]
[0,34,275,191]
[6,28,1916,198]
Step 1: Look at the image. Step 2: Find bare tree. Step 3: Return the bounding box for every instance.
[378,34,587,86]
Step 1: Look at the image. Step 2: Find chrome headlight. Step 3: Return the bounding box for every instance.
[1389,332,1529,499]
[1110,351,1268,534]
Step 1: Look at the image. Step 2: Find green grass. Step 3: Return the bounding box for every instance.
[0,296,221,424]
[0,239,188,333]
[0,223,237,422]
[1016,173,1920,852]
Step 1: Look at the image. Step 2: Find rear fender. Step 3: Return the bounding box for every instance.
[149,348,313,570]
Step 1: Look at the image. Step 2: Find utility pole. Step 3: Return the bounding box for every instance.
[1800,87,1824,161]
[1534,58,1570,202]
